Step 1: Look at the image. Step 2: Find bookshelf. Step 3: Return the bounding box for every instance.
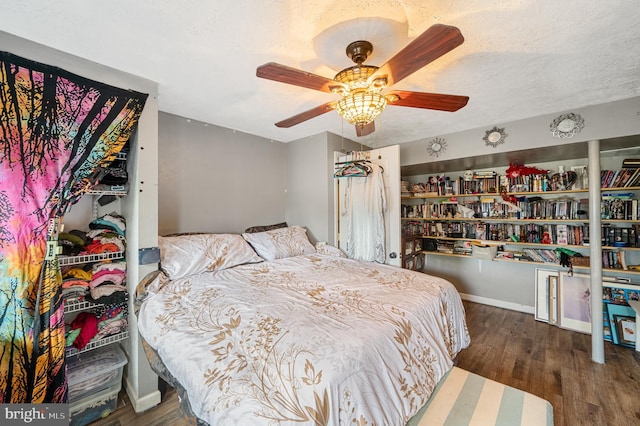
[401,165,640,276]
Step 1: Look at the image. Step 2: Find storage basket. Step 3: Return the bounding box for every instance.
[67,344,127,402]
[471,244,498,260]
[571,256,590,267]
[70,383,120,426]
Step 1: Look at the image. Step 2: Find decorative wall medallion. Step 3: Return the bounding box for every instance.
[427,137,447,157]
[550,112,584,138]
[483,126,507,148]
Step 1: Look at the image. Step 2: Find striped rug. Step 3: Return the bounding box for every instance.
[407,367,554,426]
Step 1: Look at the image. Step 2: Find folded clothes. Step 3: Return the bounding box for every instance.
[94,318,128,341]
[91,277,125,290]
[93,299,128,316]
[93,261,126,273]
[62,278,90,289]
[58,231,89,256]
[90,284,127,300]
[97,305,124,323]
[90,272,126,288]
[69,229,89,244]
[70,312,99,350]
[59,232,86,247]
[65,328,81,347]
[86,229,126,249]
[94,235,126,252]
[63,268,92,281]
[81,241,122,255]
[89,290,127,305]
[86,229,111,239]
[58,240,82,256]
[98,315,126,329]
[62,284,88,293]
[89,212,126,236]
[62,288,88,299]
[91,267,124,279]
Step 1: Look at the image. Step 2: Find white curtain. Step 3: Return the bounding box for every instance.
[341,164,386,262]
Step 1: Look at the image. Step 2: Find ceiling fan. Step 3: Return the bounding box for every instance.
[256,24,469,137]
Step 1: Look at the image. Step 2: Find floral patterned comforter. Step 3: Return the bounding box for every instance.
[137,254,470,425]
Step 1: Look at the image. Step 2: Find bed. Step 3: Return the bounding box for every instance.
[136,226,470,425]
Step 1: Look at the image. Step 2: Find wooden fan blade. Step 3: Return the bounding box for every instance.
[257,62,340,93]
[386,90,469,111]
[275,102,336,128]
[355,122,375,137]
[371,24,464,87]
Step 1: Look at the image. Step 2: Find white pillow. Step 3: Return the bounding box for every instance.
[159,233,263,280]
[242,225,316,261]
[315,242,347,258]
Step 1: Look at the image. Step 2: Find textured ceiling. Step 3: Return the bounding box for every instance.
[2,1,639,145]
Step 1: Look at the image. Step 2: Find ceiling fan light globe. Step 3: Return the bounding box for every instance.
[334,65,379,91]
[335,91,387,126]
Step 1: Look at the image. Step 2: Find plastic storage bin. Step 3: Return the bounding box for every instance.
[69,382,120,426]
[67,344,128,402]
[472,244,498,260]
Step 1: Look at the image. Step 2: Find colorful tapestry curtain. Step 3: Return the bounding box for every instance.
[0,51,148,403]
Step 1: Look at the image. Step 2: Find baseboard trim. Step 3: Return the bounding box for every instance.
[125,376,162,413]
[460,293,535,315]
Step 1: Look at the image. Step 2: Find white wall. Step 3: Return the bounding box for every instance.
[156,119,368,246]
[400,97,640,168]
[157,112,287,235]
[285,133,328,243]
[284,132,365,244]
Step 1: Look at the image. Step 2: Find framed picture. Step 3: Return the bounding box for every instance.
[535,269,559,323]
[613,315,636,346]
[558,272,592,333]
[606,302,636,345]
[404,239,414,255]
[405,257,415,270]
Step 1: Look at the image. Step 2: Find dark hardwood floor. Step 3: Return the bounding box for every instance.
[91,301,640,425]
[456,301,640,426]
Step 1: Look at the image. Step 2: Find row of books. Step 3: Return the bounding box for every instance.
[508,174,555,193]
[401,201,459,219]
[407,178,459,196]
[402,221,640,248]
[513,198,588,220]
[406,239,639,274]
[504,248,629,270]
[402,197,590,220]
[404,168,640,198]
[602,250,628,270]
[601,168,640,188]
[460,174,499,195]
[404,196,640,222]
[403,221,587,245]
[522,248,558,263]
[602,225,639,247]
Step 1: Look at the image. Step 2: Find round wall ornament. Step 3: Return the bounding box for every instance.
[483,126,507,148]
[550,112,584,138]
[427,137,447,157]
